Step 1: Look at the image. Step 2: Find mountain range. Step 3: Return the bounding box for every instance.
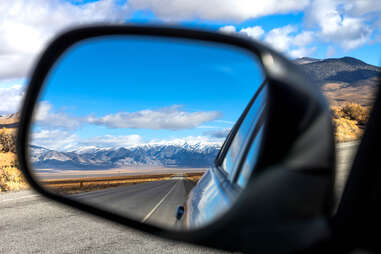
[0,113,19,128]
[295,57,381,84]
[5,56,381,170]
[30,142,221,170]
[294,57,380,106]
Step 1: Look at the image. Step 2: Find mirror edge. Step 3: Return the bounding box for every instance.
[16,24,335,253]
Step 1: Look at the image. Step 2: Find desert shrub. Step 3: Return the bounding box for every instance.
[332,118,362,142]
[0,128,16,153]
[341,102,370,125]
[0,152,26,192]
[0,129,27,192]
[331,105,345,119]
[0,166,27,192]
[330,102,371,142]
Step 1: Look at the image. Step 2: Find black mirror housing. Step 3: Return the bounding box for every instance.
[17,25,335,253]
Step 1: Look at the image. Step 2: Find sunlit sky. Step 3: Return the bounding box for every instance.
[0,0,380,149]
[30,36,263,150]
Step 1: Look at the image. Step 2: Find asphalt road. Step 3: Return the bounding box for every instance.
[335,141,359,203]
[0,190,227,254]
[71,179,196,229]
[0,142,358,253]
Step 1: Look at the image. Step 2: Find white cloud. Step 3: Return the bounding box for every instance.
[78,134,143,148]
[87,105,222,130]
[204,128,231,138]
[240,26,265,39]
[264,25,296,52]
[262,25,317,58]
[326,45,336,58]
[31,128,144,151]
[128,0,309,22]
[339,0,381,17]
[214,120,235,124]
[220,24,317,58]
[33,103,221,131]
[305,0,372,50]
[219,25,264,40]
[0,84,25,114]
[219,25,237,34]
[293,31,314,47]
[31,128,224,151]
[147,135,223,146]
[0,0,377,82]
[31,129,78,151]
[289,46,316,58]
[34,101,82,129]
[0,0,130,80]
[218,0,377,53]
[81,135,223,150]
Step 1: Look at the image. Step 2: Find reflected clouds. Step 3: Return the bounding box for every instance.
[87,105,222,130]
[34,102,222,131]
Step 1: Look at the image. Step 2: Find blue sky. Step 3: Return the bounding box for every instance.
[0,0,379,149]
[31,36,264,150]
[0,0,379,83]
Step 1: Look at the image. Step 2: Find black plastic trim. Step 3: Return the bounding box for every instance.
[16,24,271,251]
[215,80,267,174]
[233,102,268,184]
[17,24,335,253]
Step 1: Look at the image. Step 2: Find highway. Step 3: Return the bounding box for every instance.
[335,141,359,205]
[71,178,196,228]
[0,189,225,254]
[0,142,358,253]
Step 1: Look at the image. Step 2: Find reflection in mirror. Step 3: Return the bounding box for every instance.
[28,36,265,230]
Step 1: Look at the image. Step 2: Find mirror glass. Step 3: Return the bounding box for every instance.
[28,35,265,230]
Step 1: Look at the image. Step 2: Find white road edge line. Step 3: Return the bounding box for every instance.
[0,194,39,203]
[142,182,178,223]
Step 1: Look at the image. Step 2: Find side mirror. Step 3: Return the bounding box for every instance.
[17,25,335,253]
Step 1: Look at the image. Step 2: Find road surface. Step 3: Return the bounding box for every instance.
[0,190,227,254]
[71,178,196,228]
[335,141,359,204]
[0,142,358,253]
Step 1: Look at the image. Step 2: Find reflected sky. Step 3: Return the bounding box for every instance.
[31,36,264,151]
[221,85,267,178]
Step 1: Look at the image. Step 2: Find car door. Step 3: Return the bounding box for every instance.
[17,25,335,253]
[184,81,268,228]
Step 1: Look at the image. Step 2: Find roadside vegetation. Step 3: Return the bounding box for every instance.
[42,174,176,194]
[0,102,373,192]
[331,102,371,142]
[42,172,205,194]
[0,128,27,192]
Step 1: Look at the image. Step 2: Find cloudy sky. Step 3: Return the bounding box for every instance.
[0,0,380,150]
[30,34,264,150]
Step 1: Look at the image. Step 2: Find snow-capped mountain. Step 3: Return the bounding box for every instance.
[30,142,221,170]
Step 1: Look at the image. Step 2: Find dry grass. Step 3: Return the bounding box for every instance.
[322,79,378,107]
[331,102,371,142]
[0,101,372,194]
[0,128,28,192]
[0,152,28,192]
[0,128,16,153]
[41,173,177,194]
[40,172,205,194]
[183,172,204,182]
[45,181,139,194]
[332,118,363,142]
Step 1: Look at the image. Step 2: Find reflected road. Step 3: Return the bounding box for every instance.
[71,177,196,228]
